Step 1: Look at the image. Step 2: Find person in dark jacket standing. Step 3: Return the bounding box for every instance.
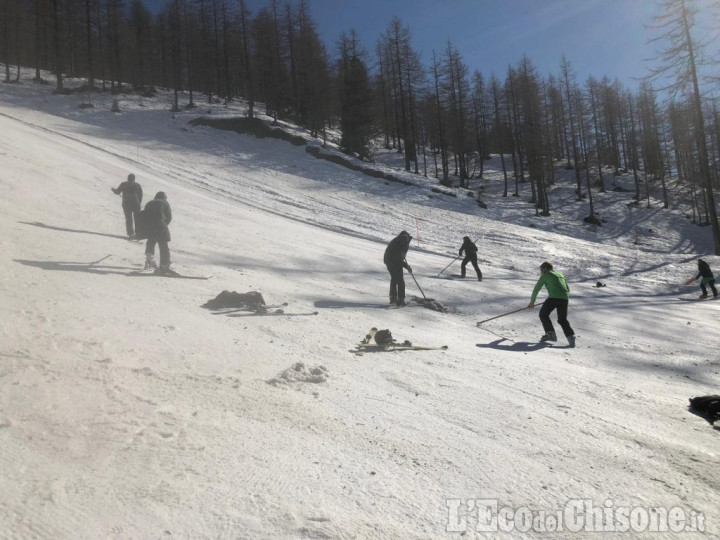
[459,236,482,281]
[528,261,575,347]
[383,230,413,306]
[111,173,143,238]
[143,191,173,274]
[686,259,718,298]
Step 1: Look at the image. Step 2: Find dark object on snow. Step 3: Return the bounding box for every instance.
[595,281,607,288]
[689,395,720,424]
[408,268,447,313]
[374,329,394,346]
[202,290,266,310]
[411,296,448,314]
[583,214,603,226]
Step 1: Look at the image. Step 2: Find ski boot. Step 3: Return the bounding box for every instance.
[567,335,576,348]
[540,331,557,342]
[144,254,159,270]
[156,264,179,277]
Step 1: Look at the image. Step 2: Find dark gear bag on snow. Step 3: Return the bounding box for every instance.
[374,329,394,346]
[689,395,720,423]
[201,290,266,310]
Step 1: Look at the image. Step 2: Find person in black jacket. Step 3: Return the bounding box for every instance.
[111,173,143,238]
[143,191,173,274]
[383,230,413,306]
[459,236,482,281]
[687,259,718,298]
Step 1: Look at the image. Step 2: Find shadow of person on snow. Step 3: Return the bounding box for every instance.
[15,255,135,276]
[476,338,552,352]
[315,299,396,309]
[19,221,130,240]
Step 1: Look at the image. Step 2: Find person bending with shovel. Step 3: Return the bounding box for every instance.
[384,231,413,306]
[527,261,576,347]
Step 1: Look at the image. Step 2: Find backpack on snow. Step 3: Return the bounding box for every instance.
[689,395,720,423]
[374,329,394,346]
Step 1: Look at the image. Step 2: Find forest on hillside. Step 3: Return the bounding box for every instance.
[2,0,720,252]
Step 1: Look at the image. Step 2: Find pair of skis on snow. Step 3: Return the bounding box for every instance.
[209,303,319,317]
[351,327,448,356]
[129,267,212,280]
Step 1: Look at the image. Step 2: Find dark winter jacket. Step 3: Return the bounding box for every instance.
[459,237,478,257]
[112,180,143,209]
[142,197,172,242]
[696,259,715,283]
[384,231,412,269]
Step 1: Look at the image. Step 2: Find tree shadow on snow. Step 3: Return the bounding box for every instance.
[15,256,134,276]
[476,338,554,352]
[19,221,130,240]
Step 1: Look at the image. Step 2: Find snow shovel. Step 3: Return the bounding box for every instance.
[407,261,447,313]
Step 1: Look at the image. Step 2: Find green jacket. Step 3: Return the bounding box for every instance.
[530,270,570,303]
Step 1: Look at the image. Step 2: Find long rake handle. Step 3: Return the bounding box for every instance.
[406,259,427,299]
[476,301,545,325]
[437,255,461,277]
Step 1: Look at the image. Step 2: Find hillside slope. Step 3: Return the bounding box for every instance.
[1,76,718,538]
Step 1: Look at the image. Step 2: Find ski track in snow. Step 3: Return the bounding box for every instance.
[1,73,719,538]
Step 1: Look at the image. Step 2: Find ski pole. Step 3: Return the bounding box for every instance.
[406,259,427,299]
[476,301,545,326]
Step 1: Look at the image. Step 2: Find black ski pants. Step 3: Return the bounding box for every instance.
[386,264,405,302]
[461,254,482,279]
[539,298,574,337]
[701,279,718,297]
[122,202,140,237]
[146,239,171,267]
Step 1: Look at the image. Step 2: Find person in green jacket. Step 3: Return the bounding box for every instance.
[527,261,576,347]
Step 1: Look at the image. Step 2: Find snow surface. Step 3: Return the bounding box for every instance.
[1,73,719,539]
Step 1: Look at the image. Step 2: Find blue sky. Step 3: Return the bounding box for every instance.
[142,0,705,87]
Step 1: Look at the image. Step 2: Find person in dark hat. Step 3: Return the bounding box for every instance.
[142,191,173,275]
[383,230,413,306]
[686,259,718,298]
[459,236,482,281]
[111,173,143,238]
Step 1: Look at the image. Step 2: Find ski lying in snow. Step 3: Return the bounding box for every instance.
[128,270,212,280]
[210,303,289,315]
[679,296,718,301]
[227,309,319,317]
[352,343,448,356]
[352,329,447,356]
